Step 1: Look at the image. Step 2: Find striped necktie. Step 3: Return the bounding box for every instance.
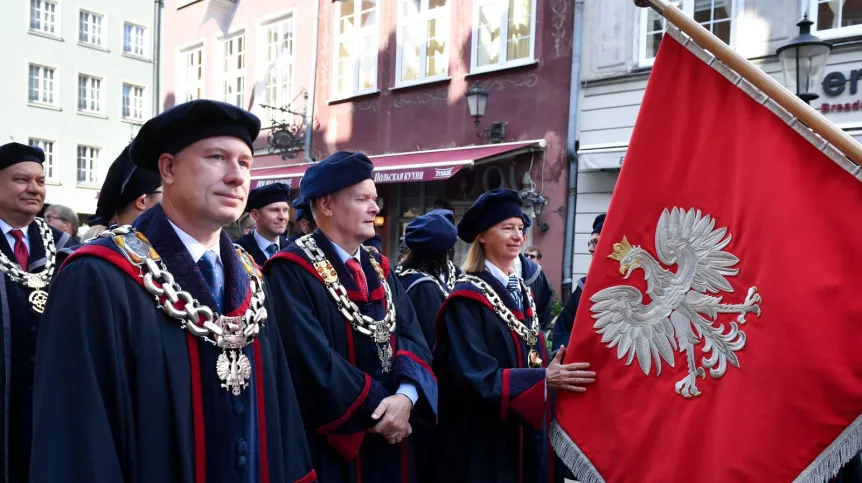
[507,275,522,310]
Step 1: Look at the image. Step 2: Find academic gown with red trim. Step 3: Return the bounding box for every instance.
[263,230,437,483]
[432,270,557,483]
[29,204,316,483]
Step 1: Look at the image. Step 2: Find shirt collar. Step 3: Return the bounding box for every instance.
[484,260,515,287]
[253,229,279,252]
[0,218,29,239]
[327,236,362,265]
[167,220,221,264]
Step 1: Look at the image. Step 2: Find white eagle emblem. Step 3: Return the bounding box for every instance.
[216,350,252,396]
[591,208,762,398]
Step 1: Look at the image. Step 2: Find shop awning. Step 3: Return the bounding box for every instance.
[250,140,545,189]
[577,145,626,172]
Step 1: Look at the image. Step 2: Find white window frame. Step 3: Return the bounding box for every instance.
[28,63,58,107]
[76,145,100,186]
[258,13,295,121]
[637,0,738,67]
[395,0,451,88]
[470,0,537,74]
[122,83,145,121]
[220,31,247,108]
[29,0,59,36]
[123,22,147,58]
[179,42,205,102]
[78,9,106,47]
[332,0,379,99]
[28,138,56,181]
[808,0,862,40]
[78,74,104,115]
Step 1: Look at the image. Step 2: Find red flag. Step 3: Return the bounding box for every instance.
[553,27,862,483]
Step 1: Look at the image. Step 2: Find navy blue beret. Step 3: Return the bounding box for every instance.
[130,99,261,171]
[96,145,162,220]
[292,197,313,222]
[0,142,44,170]
[521,213,532,233]
[593,213,606,235]
[245,183,290,212]
[427,208,455,225]
[457,189,524,243]
[405,211,457,257]
[298,151,373,200]
[363,234,383,252]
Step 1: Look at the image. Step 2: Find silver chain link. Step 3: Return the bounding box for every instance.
[0,217,56,288]
[398,269,450,298]
[102,225,265,348]
[457,274,540,348]
[296,235,396,341]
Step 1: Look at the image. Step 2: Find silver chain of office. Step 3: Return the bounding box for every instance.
[104,225,266,395]
[457,274,543,367]
[0,217,55,313]
[296,234,397,373]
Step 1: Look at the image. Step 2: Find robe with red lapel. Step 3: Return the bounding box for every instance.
[263,230,437,483]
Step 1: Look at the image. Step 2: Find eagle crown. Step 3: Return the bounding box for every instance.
[608,236,633,262]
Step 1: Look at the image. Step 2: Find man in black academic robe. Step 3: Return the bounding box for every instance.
[0,142,74,483]
[30,100,315,483]
[264,151,437,483]
[234,183,291,266]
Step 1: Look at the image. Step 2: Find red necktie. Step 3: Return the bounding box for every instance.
[9,230,29,272]
[345,258,368,299]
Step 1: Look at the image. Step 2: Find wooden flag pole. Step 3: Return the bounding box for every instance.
[636,0,862,167]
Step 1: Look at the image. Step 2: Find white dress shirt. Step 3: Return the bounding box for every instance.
[484,259,516,286]
[328,238,419,406]
[253,230,279,259]
[0,218,31,253]
[168,220,223,276]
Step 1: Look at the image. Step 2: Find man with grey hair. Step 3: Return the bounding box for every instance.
[44,204,80,244]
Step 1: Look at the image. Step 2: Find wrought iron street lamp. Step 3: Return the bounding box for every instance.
[777,15,832,105]
[465,83,506,143]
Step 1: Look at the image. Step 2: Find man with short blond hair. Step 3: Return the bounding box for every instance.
[31,100,315,483]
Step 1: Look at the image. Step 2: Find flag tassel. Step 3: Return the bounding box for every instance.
[550,419,606,483]
[794,412,862,483]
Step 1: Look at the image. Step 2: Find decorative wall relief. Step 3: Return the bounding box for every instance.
[329,100,380,117]
[551,0,571,59]
[481,73,539,92]
[393,87,450,109]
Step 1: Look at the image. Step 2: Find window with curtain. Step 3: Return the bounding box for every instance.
[639,0,734,65]
[223,34,246,108]
[30,0,57,35]
[28,64,56,105]
[79,10,104,46]
[262,16,295,121]
[182,46,204,102]
[78,75,102,113]
[397,0,449,86]
[76,145,100,185]
[29,139,55,180]
[472,0,535,72]
[334,0,378,98]
[812,0,862,35]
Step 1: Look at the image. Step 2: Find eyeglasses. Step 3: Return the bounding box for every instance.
[587,239,599,248]
[525,253,538,260]
[45,214,69,223]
